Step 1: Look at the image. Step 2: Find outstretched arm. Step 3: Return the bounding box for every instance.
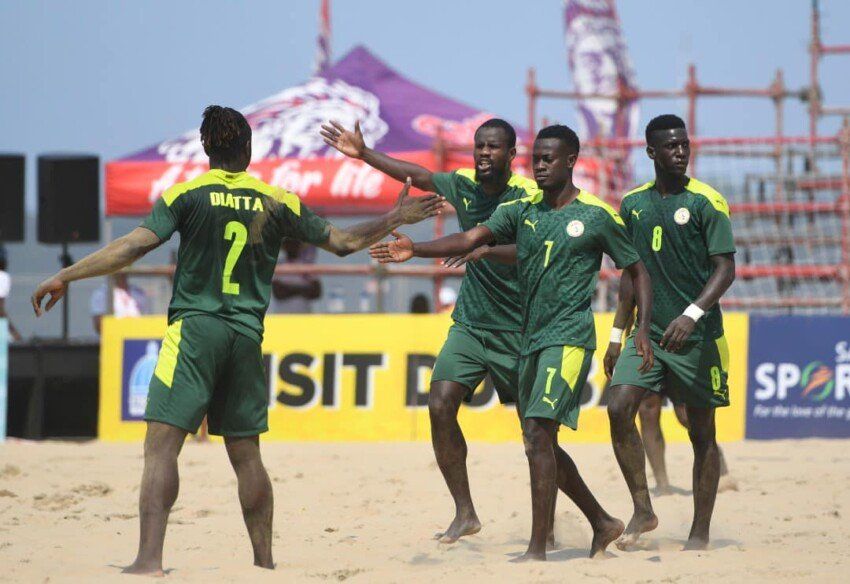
[443,244,517,268]
[319,178,445,257]
[369,225,495,264]
[32,227,161,316]
[321,120,436,191]
[660,253,735,352]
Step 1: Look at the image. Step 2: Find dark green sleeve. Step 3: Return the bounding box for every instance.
[482,203,520,244]
[431,172,460,209]
[278,200,331,245]
[700,200,736,256]
[599,212,640,269]
[140,197,179,241]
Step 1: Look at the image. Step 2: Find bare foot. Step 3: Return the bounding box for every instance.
[590,517,625,558]
[683,537,709,551]
[434,514,481,544]
[615,511,658,551]
[510,551,546,562]
[121,562,165,577]
[718,475,738,493]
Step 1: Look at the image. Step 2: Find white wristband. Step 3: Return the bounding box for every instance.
[610,327,624,344]
[683,303,705,322]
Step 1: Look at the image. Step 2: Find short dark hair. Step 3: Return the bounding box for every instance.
[645,114,686,141]
[535,124,580,154]
[200,105,252,160]
[476,118,517,148]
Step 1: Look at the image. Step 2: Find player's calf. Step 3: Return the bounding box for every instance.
[226,436,275,569]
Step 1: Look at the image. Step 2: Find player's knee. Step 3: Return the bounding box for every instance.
[607,398,635,429]
[428,390,457,421]
[688,425,716,451]
[522,422,548,456]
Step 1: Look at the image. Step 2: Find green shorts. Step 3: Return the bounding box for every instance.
[610,334,730,408]
[145,314,269,437]
[518,345,593,430]
[431,322,521,403]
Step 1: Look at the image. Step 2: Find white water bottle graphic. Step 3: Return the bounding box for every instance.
[128,341,160,418]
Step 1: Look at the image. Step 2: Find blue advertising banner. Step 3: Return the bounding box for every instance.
[747,315,850,439]
[120,339,160,421]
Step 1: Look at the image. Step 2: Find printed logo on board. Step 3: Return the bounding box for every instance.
[752,341,850,404]
[121,340,160,421]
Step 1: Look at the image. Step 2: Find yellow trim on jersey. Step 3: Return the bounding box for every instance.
[576,191,625,226]
[455,168,477,183]
[715,335,730,372]
[455,169,541,196]
[162,172,226,207]
[496,190,543,207]
[153,320,183,389]
[624,181,654,198]
[560,345,586,392]
[686,178,730,217]
[507,173,542,196]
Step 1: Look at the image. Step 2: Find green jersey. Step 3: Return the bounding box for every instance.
[141,169,331,343]
[484,190,640,354]
[432,169,540,332]
[620,177,736,342]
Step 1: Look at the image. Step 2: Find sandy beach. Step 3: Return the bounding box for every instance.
[0,438,848,583]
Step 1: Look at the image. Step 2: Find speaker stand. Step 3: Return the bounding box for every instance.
[59,242,73,341]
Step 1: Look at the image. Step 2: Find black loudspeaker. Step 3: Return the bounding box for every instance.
[38,154,100,243]
[0,154,25,242]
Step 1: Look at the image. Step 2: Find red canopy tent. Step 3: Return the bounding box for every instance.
[107,46,499,216]
[106,46,607,217]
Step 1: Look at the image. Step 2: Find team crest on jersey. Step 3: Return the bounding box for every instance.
[674,207,691,225]
[566,220,585,237]
[155,78,389,162]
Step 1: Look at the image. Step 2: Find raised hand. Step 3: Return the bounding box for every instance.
[369,231,414,264]
[393,177,445,224]
[320,120,366,159]
[31,276,67,317]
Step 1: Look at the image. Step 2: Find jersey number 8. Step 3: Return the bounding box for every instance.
[651,225,663,252]
[223,221,248,295]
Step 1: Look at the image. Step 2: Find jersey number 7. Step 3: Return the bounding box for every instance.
[223,221,248,295]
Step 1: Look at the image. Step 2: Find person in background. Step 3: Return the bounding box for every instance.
[437,285,457,314]
[0,246,22,341]
[270,239,321,314]
[90,272,149,334]
[409,293,431,314]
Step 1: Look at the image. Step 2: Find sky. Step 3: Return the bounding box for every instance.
[1,0,849,336]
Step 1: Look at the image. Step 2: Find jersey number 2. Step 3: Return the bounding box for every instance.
[223,221,248,295]
[651,225,663,252]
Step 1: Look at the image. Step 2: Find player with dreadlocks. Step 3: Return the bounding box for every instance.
[32,105,444,575]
